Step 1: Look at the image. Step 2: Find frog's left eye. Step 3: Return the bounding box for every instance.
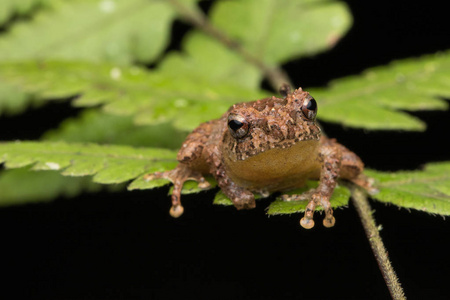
[301,97,318,120]
[228,114,249,139]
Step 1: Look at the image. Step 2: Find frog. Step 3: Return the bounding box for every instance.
[144,85,375,229]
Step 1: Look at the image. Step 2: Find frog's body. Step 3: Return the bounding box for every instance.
[145,86,373,228]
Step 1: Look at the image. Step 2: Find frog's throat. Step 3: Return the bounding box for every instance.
[223,138,322,192]
[233,133,321,161]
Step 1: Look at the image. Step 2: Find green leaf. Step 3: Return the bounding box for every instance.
[211,0,352,65]
[0,141,178,185]
[128,176,170,191]
[0,103,186,205]
[0,0,199,117]
[0,167,102,206]
[160,0,351,90]
[267,181,350,215]
[0,0,351,124]
[0,82,34,116]
[177,177,217,195]
[129,175,217,193]
[43,109,188,149]
[4,52,448,132]
[0,108,187,206]
[0,0,47,26]
[213,190,234,206]
[0,0,184,65]
[159,31,262,90]
[365,162,450,215]
[310,51,450,131]
[0,61,268,130]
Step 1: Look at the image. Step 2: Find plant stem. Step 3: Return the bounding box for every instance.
[350,186,406,300]
[168,0,293,91]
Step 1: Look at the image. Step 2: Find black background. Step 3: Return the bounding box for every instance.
[1,1,450,299]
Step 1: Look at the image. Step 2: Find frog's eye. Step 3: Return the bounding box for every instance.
[301,97,317,120]
[227,114,249,139]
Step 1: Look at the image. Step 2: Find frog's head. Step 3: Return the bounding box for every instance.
[223,86,321,161]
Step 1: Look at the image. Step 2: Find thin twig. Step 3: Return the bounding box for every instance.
[350,186,406,300]
[168,0,293,91]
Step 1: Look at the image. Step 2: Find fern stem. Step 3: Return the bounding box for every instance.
[168,0,293,91]
[350,186,406,300]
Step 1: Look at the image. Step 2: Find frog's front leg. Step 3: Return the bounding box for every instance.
[144,123,213,218]
[207,152,256,210]
[283,142,341,229]
[144,164,210,217]
[218,177,255,210]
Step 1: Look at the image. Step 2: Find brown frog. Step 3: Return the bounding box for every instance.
[145,86,374,229]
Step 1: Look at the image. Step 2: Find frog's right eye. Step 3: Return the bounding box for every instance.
[227,114,249,139]
[301,97,318,120]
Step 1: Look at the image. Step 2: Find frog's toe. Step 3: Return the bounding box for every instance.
[300,217,315,229]
[299,199,317,229]
[368,187,379,195]
[351,174,379,195]
[196,177,211,189]
[280,191,319,229]
[143,171,165,181]
[317,195,336,228]
[234,199,256,210]
[323,215,336,228]
[169,203,184,218]
[144,164,207,218]
[281,189,315,202]
[289,192,337,229]
[232,192,256,210]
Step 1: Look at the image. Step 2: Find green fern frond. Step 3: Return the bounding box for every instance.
[0,0,48,25]
[0,0,191,65]
[0,61,269,129]
[366,162,450,215]
[310,51,450,131]
[0,141,177,186]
